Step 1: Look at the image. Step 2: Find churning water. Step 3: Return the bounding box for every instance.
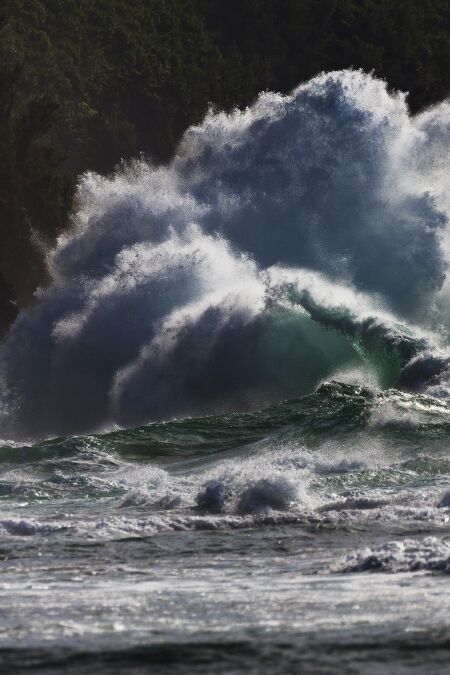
[0,70,449,672]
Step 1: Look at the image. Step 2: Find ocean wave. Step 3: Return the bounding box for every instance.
[333,537,450,574]
[0,70,448,441]
[0,518,69,537]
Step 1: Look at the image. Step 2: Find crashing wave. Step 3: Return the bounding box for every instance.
[0,69,448,440]
[333,537,450,574]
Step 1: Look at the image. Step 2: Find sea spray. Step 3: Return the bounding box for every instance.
[0,70,449,440]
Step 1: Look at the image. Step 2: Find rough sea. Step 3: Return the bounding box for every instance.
[0,70,449,672]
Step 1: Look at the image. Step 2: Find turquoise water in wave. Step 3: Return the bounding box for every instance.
[1,381,450,673]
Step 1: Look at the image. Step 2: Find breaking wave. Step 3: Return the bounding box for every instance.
[0,69,449,441]
[0,381,449,542]
[334,537,450,574]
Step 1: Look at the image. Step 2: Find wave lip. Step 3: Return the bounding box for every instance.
[0,518,69,537]
[333,537,450,574]
[196,476,298,515]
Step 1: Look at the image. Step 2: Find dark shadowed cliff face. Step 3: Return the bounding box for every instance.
[0,274,17,337]
[0,0,449,330]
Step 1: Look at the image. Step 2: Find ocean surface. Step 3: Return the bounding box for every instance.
[1,382,450,672]
[0,69,449,672]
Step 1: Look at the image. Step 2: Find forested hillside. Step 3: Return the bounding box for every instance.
[0,0,449,330]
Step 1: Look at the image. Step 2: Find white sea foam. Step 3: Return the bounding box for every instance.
[334,537,450,574]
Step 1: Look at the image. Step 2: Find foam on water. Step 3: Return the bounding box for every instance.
[1,387,450,542]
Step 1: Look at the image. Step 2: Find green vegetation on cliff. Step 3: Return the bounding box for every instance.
[0,0,449,327]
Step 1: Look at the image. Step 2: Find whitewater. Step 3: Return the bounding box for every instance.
[0,70,449,673]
